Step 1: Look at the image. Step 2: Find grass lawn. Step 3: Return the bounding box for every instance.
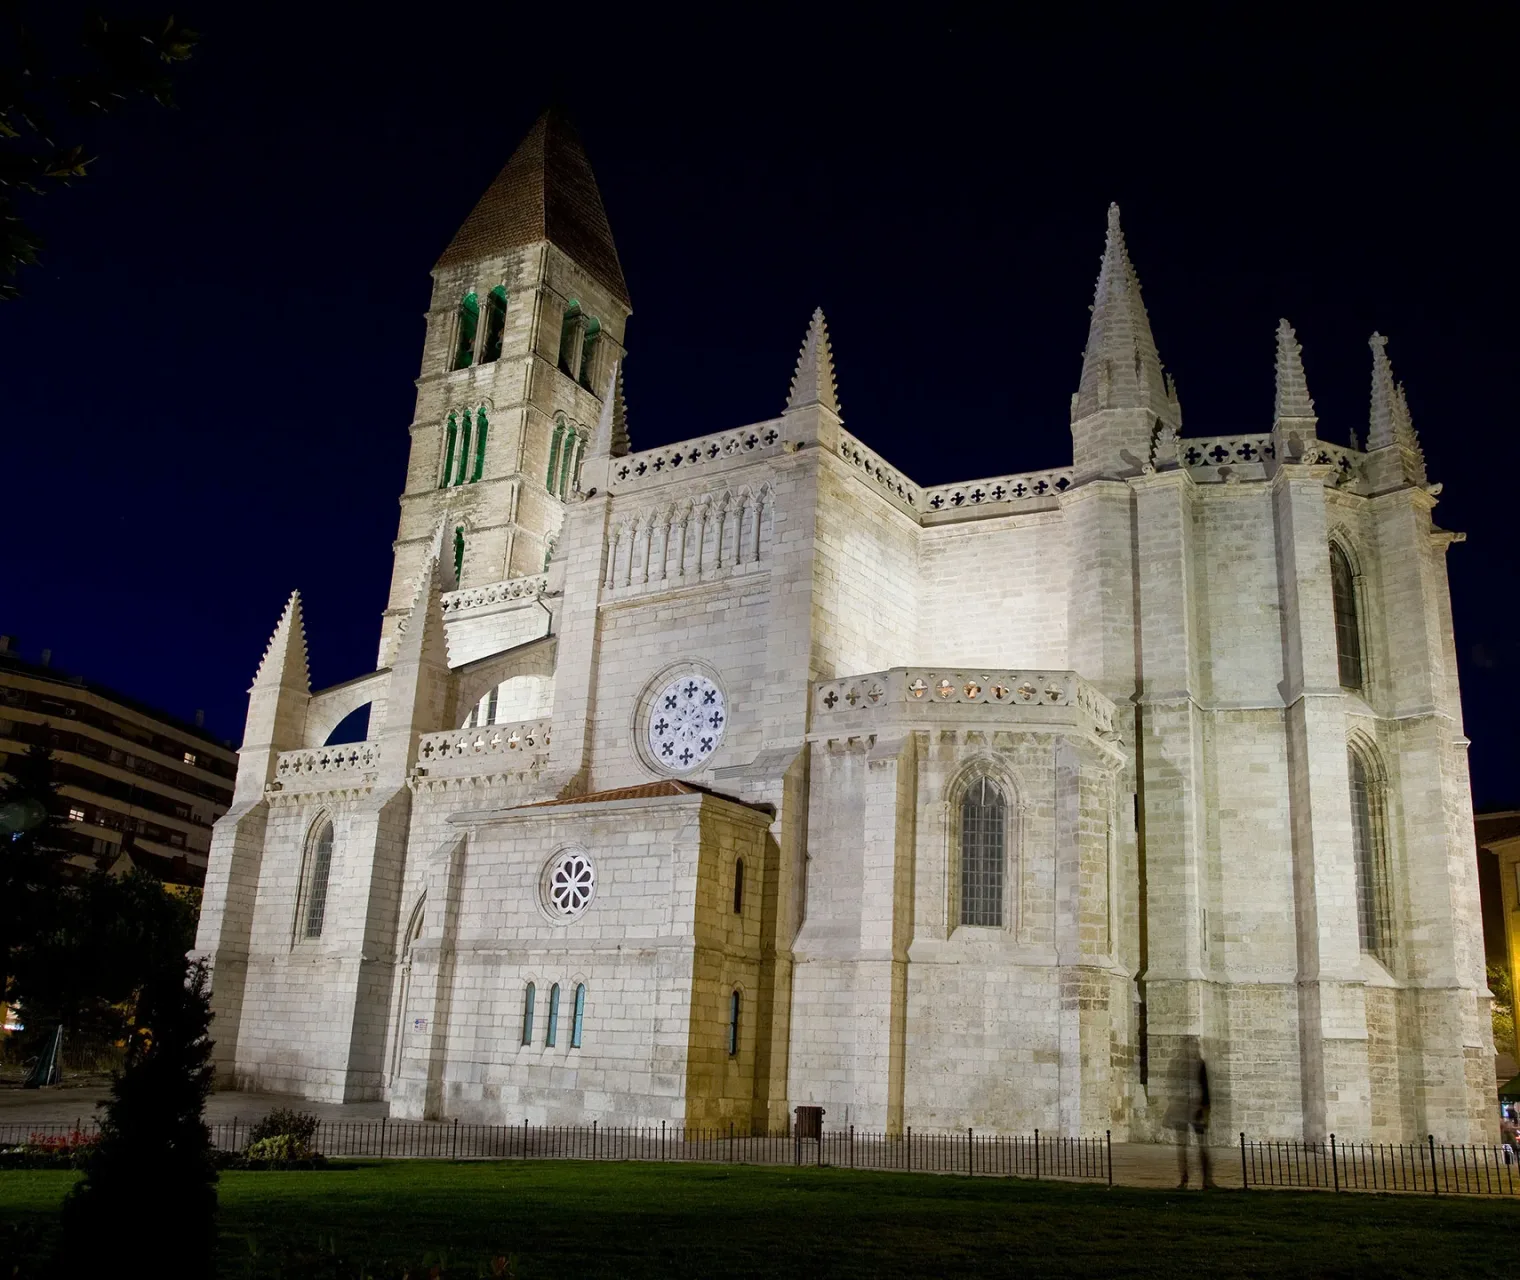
[2,1159,1517,1277]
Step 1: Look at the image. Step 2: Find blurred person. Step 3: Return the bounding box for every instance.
[1167,1037,1214,1188]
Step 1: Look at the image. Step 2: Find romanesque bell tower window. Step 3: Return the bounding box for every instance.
[579,316,601,391]
[480,285,508,363]
[559,300,585,378]
[440,408,489,488]
[1330,543,1363,690]
[960,777,1006,928]
[452,292,479,371]
[1349,745,1394,965]
[546,417,585,499]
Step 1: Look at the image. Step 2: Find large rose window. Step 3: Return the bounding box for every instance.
[646,674,727,773]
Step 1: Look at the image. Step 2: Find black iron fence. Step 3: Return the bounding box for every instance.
[0,1118,1110,1183]
[1240,1133,1520,1196]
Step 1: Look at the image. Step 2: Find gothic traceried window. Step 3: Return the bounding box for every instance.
[480,285,507,363]
[1349,745,1394,964]
[1331,543,1364,691]
[959,776,1005,928]
[300,819,334,940]
[452,292,479,371]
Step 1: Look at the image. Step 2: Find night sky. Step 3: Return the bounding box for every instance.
[3,12,1514,808]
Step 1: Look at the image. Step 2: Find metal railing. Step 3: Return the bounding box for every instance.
[1240,1133,1520,1196]
[0,1119,1109,1184]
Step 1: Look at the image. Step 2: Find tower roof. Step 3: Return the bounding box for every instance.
[436,109,630,306]
[1071,204,1176,425]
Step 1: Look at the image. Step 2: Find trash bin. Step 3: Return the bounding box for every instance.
[794,1105,824,1140]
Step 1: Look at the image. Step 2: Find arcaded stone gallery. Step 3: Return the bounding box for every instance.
[194,109,1492,1142]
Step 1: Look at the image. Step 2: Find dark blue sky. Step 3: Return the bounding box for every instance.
[3,10,1515,807]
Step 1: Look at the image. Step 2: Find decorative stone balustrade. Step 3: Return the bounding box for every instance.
[836,430,922,514]
[613,422,784,489]
[1179,434,1362,486]
[274,741,381,790]
[812,668,1116,740]
[922,467,1074,513]
[441,574,548,616]
[414,720,551,777]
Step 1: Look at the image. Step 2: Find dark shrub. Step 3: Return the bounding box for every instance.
[246,1106,320,1149]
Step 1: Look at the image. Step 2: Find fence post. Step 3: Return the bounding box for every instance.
[592,1119,597,1161]
[1330,1134,1339,1192]
[661,1119,666,1161]
[850,1124,855,1170]
[1239,1133,1248,1190]
[1106,1130,1113,1188]
[968,1128,973,1177]
[1430,1134,1439,1196]
[908,1126,913,1173]
[1034,1128,1040,1181]
[729,1122,734,1164]
[452,1117,459,1162]
[379,1115,387,1159]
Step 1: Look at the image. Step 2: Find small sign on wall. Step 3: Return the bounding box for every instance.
[412,1018,428,1032]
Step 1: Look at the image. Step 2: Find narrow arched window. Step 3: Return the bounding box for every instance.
[571,983,586,1048]
[1331,543,1363,691]
[559,300,584,379]
[440,412,458,489]
[480,285,507,363]
[960,776,1005,928]
[557,429,580,499]
[728,989,740,1057]
[733,858,745,915]
[547,421,565,493]
[521,982,536,1045]
[1349,747,1393,963]
[452,292,479,370]
[545,983,560,1047]
[301,820,334,939]
[471,407,489,482]
[579,316,601,390]
[453,526,465,584]
[454,410,473,487]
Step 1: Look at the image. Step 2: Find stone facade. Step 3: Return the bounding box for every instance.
[194,110,1493,1141]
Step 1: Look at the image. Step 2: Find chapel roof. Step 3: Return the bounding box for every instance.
[436,108,630,307]
[518,779,767,814]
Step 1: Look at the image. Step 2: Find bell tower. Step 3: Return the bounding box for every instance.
[379,108,632,665]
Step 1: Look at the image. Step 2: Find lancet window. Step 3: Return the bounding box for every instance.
[1331,542,1364,691]
[521,983,536,1045]
[959,776,1006,928]
[298,818,335,940]
[571,983,586,1048]
[546,417,586,500]
[1349,744,1394,965]
[452,292,479,371]
[546,983,561,1047]
[439,407,489,488]
[480,286,508,363]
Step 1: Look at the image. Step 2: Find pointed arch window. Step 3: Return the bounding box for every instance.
[959,776,1005,928]
[579,316,601,390]
[546,983,561,1047]
[558,429,582,499]
[480,285,508,363]
[559,300,585,380]
[454,410,473,486]
[521,982,536,1045]
[1331,543,1364,691]
[1349,745,1394,964]
[440,413,458,489]
[471,407,489,482]
[571,983,586,1048]
[300,819,335,940]
[452,292,479,371]
[547,419,566,493]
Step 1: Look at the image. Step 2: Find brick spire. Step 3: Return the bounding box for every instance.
[785,307,841,416]
[1071,204,1177,426]
[1273,319,1316,424]
[250,590,310,694]
[435,108,629,306]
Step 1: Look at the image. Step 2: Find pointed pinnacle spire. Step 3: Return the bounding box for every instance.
[1072,204,1175,425]
[589,360,629,458]
[390,533,450,672]
[785,307,841,416]
[250,590,310,693]
[1367,333,1396,450]
[1273,318,1316,424]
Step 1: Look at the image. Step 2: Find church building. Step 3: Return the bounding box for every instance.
[194,109,1493,1142]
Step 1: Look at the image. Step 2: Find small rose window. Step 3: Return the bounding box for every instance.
[544,850,596,920]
